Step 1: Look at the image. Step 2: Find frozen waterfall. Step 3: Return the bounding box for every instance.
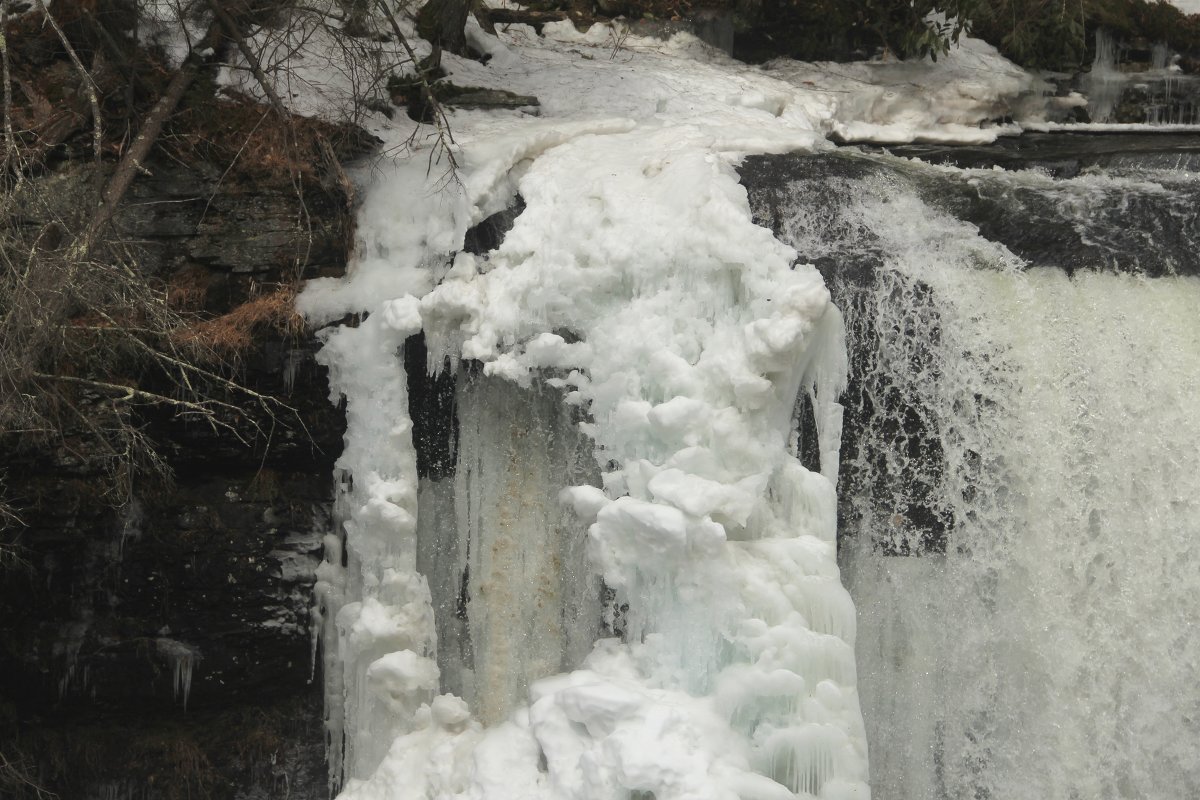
[300,118,869,798]
[279,5,1200,793]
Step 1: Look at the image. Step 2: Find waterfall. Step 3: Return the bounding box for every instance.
[845,268,1200,799]
[748,146,1200,798]
[1080,29,1200,126]
[291,11,1200,795]
[1085,29,1125,123]
[300,120,870,798]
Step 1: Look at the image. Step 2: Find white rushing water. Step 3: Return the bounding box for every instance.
[768,155,1200,799]
[1085,29,1126,124]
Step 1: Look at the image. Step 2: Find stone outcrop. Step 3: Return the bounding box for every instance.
[0,154,351,799]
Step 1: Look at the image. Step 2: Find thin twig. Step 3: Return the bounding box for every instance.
[1,0,20,182]
[79,21,220,253]
[33,0,103,163]
[0,748,59,798]
[204,1,317,285]
[206,0,289,116]
[32,372,254,442]
[373,0,459,173]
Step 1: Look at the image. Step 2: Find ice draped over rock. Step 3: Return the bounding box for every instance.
[289,17,1084,800]
[303,118,868,797]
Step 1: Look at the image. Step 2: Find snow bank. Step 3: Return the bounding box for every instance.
[763,35,1060,144]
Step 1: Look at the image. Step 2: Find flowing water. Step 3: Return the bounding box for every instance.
[745,141,1200,798]
[1085,29,1200,125]
[313,121,1200,798]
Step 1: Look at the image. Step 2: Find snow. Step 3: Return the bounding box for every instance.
[256,11,1114,800]
[1023,121,1200,133]
[762,34,1053,144]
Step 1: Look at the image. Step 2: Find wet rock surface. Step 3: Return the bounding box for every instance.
[0,155,348,799]
[741,140,1199,557]
[874,132,1200,176]
[749,142,1200,278]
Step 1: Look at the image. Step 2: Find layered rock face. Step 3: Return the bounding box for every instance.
[0,157,349,799]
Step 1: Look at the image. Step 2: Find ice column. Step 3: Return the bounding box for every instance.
[303,121,869,799]
[416,127,869,800]
[311,304,439,786]
[1085,29,1126,123]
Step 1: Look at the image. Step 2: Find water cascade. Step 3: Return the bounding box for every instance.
[1083,29,1200,125]
[744,144,1200,799]
[287,9,1200,795]
[1085,29,1126,123]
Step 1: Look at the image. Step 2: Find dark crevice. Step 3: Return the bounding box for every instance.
[463,197,525,256]
[404,333,459,480]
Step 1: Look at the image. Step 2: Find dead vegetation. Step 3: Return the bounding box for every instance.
[175,283,307,357]
[0,0,376,536]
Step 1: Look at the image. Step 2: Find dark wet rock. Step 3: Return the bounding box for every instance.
[741,140,1200,557]
[0,154,347,798]
[874,132,1200,176]
[441,88,541,111]
[747,144,1200,278]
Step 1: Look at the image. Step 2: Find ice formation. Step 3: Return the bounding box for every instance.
[303,124,867,798]
[155,638,199,710]
[267,11,1117,800]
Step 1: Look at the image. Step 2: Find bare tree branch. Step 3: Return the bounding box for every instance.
[1,0,19,182]
[32,372,257,443]
[80,23,220,252]
[373,0,459,173]
[206,0,290,117]
[33,0,103,163]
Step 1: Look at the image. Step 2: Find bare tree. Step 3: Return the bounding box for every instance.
[0,1,305,531]
[417,0,470,56]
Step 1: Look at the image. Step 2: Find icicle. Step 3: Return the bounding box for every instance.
[155,638,199,710]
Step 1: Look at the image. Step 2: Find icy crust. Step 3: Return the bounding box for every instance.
[403,124,869,800]
[760,35,1068,144]
[216,11,1067,150]
[293,18,1054,800]
[312,122,869,796]
[310,301,443,784]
